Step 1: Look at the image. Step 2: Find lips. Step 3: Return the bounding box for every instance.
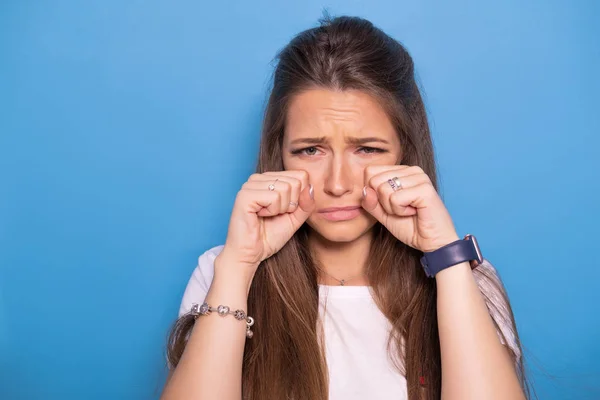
[317,206,362,222]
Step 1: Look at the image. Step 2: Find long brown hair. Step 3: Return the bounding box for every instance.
[167,14,532,400]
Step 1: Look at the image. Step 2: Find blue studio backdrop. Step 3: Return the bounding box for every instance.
[1,1,599,399]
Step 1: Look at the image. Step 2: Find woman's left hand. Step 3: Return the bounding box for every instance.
[361,165,460,253]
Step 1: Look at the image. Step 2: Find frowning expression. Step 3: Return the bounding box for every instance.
[282,88,402,242]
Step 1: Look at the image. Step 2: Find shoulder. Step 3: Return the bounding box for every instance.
[178,244,225,317]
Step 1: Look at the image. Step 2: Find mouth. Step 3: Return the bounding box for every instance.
[318,206,362,222]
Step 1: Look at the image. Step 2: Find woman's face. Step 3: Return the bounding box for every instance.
[282,88,402,243]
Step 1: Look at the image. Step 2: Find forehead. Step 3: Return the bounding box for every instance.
[284,88,397,140]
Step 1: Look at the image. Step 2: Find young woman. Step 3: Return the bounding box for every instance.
[161,15,531,400]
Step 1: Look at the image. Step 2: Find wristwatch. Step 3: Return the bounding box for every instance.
[420,234,484,278]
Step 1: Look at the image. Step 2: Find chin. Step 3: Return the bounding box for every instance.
[306,214,376,243]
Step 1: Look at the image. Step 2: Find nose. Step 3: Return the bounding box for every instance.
[323,154,353,197]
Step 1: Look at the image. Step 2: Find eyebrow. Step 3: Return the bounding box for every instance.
[289,136,391,146]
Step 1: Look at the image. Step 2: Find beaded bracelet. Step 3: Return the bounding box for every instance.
[190,302,255,338]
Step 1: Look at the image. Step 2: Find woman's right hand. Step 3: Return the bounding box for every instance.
[219,170,315,275]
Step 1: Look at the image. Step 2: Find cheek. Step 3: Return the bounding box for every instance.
[282,154,291,170]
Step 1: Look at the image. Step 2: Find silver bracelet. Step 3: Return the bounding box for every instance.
[190,302,255,338]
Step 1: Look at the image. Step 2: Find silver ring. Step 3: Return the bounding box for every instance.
[388,177,403,192]
[289,201,298,207]
[268,178,279,191]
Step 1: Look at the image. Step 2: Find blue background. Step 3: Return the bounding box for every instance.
[1,1,598,399]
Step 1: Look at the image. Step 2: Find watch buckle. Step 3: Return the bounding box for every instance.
[465,234,483,269]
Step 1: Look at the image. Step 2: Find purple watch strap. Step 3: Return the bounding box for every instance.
[420,236,479,278]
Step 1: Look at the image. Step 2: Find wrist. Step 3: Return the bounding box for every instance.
[214,253,257,295]
[434,260,472,281]
[420,234,483,278]
[426,234,461,252]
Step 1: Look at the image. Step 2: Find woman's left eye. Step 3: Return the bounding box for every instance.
[358,146,386,154]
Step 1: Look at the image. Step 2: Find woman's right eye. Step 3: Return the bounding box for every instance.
[291,147,319,156]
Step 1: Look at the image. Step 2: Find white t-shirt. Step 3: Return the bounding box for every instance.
[178,245,517,400]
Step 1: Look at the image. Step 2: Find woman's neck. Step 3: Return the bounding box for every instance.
[308,229,373,286]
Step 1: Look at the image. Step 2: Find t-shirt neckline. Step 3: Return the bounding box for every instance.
[318,283,373,298]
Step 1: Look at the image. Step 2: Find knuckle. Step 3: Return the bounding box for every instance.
[423,183,436,196]
[410,165,424,174]
[286,177,300,190]
[287,170,308,188]
[367,175,378,189]
[297,170,309,182]
[289,175,302,186]
[271,190,282,202]
[281,180,292,189]
[376,179,387,193]
[278,181,291,194]
[294,179,303,192]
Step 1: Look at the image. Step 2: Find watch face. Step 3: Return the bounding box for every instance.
[465,234,483,268]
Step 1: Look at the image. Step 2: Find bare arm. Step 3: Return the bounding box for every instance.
[160,253,255,400]
[436,260,525,400]
[160,171,312,399]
